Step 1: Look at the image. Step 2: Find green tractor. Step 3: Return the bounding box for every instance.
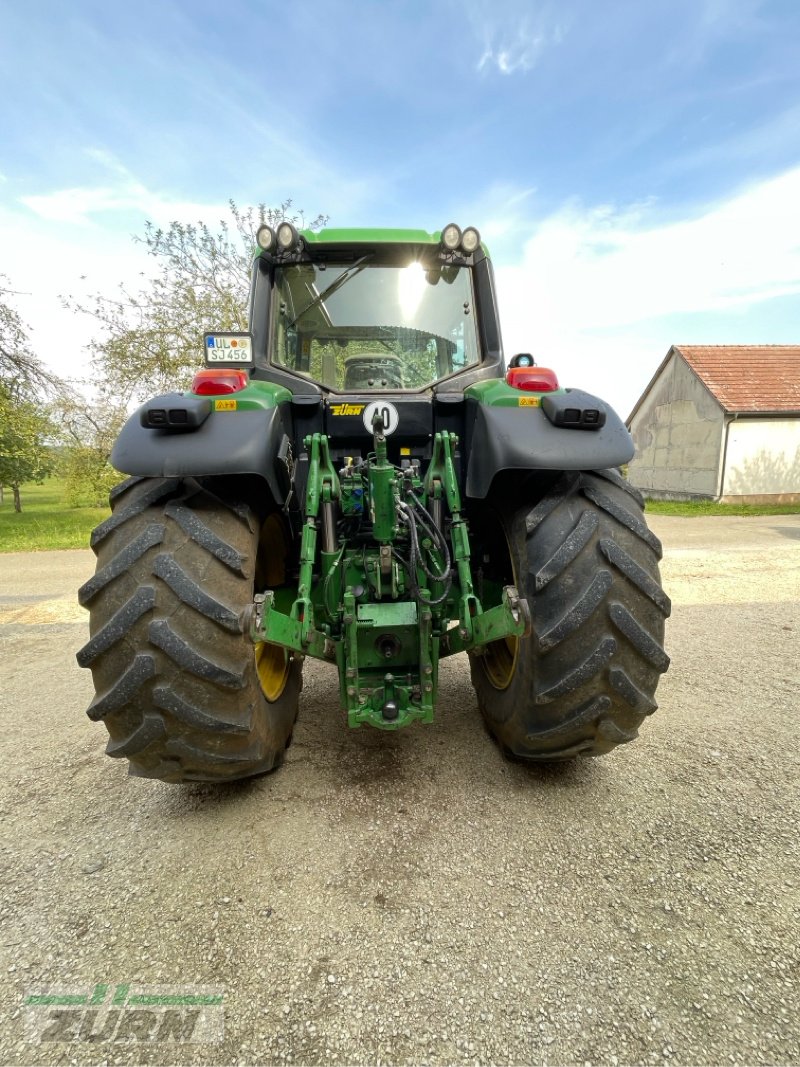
[77,222,670,783]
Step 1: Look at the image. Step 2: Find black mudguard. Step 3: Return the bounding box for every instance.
[111,395,294,507]
[465,392,634,498]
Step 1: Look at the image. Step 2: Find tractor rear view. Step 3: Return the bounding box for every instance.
[77,222,670,782]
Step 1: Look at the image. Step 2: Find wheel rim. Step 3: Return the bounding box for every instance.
[254,513,291,703]
[255,641,291,702]
[483,633,518,690]
[480,512,519,691]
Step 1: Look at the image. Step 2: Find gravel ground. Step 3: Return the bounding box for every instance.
[0,515,798,1066]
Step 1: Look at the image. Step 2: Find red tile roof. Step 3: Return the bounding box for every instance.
[675,345,800,413]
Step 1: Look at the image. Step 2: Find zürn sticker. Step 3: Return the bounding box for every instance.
[330,403,366,416]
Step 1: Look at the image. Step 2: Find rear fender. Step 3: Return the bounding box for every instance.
[111,391,295,507]
[464,384,633,499]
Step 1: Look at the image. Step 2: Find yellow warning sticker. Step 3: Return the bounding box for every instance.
[518,397,541,407]
[215,399,238,411]
[400,447,411,456]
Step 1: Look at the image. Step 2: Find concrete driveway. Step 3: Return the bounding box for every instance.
[0,515,798,1065]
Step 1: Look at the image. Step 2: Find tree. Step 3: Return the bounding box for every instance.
[0,277,58,398]
[0,386,55,512]
[67,200,327,402]
[49,387,128,506]
[0,280,60,509]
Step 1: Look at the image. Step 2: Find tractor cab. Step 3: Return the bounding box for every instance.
[269,256,479,393]
[246,225,505,402]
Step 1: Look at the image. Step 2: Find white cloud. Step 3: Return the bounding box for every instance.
[3,146,366,385]
[20,159,225,229]
[0,200,152,383]
[495,166,800,415]
[476,28,548,75]
[3,154,243,383]
[21,184,146,226]
[18,141,368,231]
[469,3,567,75]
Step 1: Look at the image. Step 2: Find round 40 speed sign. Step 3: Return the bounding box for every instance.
[362,400,399,435]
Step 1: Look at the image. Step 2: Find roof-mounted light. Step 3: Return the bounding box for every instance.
[277,221,300,252]
[441,222,481,255]
[256,224,276,252]
[441,222,462,251]
[461,226,481,254]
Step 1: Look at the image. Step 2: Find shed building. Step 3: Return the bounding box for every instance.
[626,345,800,503]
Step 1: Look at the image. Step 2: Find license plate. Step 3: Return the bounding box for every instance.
[204,333,253,363]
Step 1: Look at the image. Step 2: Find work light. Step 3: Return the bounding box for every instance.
[256,224,275,251]
[461,226,481,254]
[277,221,299,251]
[441,223,462,251]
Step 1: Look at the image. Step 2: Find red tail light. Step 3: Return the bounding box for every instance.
[192,368,249,395]
[505,366,559,392]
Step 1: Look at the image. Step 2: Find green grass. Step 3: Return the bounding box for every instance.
[2,480,798,552]
[645,498,800,517]
[0,480,110,552]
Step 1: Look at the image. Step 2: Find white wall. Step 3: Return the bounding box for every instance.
[722,419,800,499]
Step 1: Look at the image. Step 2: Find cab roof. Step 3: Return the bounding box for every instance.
[299,227,442,245]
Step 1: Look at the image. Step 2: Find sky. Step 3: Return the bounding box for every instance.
[1,0,799,417]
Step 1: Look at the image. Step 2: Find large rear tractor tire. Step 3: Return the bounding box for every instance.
[77,477,301,783]
[471,469,670,760]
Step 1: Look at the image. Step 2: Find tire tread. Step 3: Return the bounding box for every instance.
[152,554,242,631]
[77,478,300,783]
[472,468,669,760]
[90,479,180,550]
[76,587,156,667]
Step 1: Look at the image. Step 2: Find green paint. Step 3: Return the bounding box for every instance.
[301,227,442,245]
[127,994,224,1006]
[465,378,565,406]
[25,994,88,1006]
[188,379,291,410]
[442,587,528,657]
[368,418,397,542]
[25,984,224,1011]
[250,423,525,731]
